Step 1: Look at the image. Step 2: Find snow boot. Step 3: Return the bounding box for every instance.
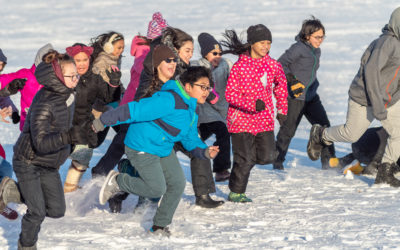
[108,192,129,213]
[63,160,87,193]
[375,163,400,187]
[343,162,364,175]
[307,124,326,161]
[273,162,284,170]
[0,176,22,211]
[195,194,224,208]
[1,206,18,220]
[362,161,379,175]
[18,240,37,250]
[228,192,252,203]
[150,225,171,237]
[99,170,121,205]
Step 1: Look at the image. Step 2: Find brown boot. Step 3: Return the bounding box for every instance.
[63,160,87,193]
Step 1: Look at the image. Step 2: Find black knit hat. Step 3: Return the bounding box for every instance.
[198,33,222,57]
[247,24,272,44]
[0,49,7,64]
[152,45,176,68]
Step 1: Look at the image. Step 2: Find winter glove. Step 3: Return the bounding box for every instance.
[276,113,287,126]
[61,126,87,145]
[7,78,27,95]
[286,73,305,98]
[92,118,105,133]
[206,88,220,105]
[255,99,265,112]
[11,112,20,124]
[106,68,122,86]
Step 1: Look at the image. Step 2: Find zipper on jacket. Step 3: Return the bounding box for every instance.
[304,47,317,96]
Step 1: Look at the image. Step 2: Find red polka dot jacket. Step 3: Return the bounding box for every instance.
[226,53,288,135]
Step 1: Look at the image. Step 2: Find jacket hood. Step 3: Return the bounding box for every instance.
[34,43,54,67]
[35,62,73,95]
[131,36,150,58]
[161,79,197,110]
[388,7,400,39]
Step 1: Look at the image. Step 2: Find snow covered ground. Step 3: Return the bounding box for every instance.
[1,0,400,249]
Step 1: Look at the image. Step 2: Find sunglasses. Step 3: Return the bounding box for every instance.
[311,35,325,41]
[193,83,212,92]
[63,74,80,81]
[211,52,222,56]
[164,58,178,63]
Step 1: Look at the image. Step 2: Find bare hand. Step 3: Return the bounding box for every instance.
[0,106,12,123]
[208,146,220,159]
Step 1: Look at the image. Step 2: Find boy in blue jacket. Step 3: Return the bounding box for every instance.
[93,66,219,236]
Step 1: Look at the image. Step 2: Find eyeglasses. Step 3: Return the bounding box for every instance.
[63,74,80,81]
[311,35,325,41]
[211,52,222,56]
[193,83,212,92]
[164,58,178,63]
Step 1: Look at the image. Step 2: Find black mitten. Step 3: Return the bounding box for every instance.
[106,69,122,86]
[255,99,265,112]
[7,78,27,95]
[11,112,20,124]
[276,113,287,126]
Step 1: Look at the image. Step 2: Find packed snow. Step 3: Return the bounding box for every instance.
[1,0,400,249]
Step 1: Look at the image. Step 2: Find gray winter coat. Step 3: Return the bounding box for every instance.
[348,8,400,121]
[191,57,231,124]
[278,36,321,101]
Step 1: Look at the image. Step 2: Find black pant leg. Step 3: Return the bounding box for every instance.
[255,131,277,165]
[190,157,216,196]
[199,121,231,173]
[92,124,129,177]
[229,133,255,193]
[275,98,305,164]
[304,94,336,166]
[13,161,65,247]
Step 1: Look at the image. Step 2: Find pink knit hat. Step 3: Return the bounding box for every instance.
[147,12,168,39]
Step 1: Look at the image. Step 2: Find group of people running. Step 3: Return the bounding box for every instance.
[1,7,400,249]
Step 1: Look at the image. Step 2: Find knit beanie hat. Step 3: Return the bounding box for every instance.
[198,33,222,58]
[0,49,7,64]
[147,12,168,40]
[247,24,272,44]
[152,45,176,68]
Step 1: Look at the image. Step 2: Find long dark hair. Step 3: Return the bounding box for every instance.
[298,16,325,42]
[142,68,163,98]
[161,27,193,51]
[90,31,124,62]
[220,29,251,56]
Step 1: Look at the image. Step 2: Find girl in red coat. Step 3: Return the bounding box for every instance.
[221,24,288,202]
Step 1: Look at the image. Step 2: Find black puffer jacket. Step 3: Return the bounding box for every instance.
[13,62,75,168]
[72,69,120,147]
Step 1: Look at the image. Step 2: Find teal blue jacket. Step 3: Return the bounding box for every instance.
[99,80,208,158]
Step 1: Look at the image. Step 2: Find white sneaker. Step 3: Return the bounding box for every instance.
[99,170,120,205]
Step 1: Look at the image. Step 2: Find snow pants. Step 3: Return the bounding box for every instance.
[324,98,400,165]
[199,121,231,173]
[91,124,129,177]
[275,95,335,168]
[229,131,276,194]
[174,142,216,196]
[117,147,186,227]
[13,160,65,247]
